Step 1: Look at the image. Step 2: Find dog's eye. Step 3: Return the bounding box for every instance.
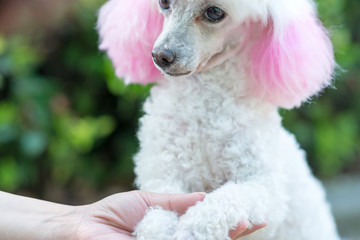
[159,0,170,10]
[205,7,225,22]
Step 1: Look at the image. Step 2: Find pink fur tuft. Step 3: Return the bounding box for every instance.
[250,15,335,109]
[97,0,163,84]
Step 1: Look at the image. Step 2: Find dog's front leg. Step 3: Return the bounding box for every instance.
[133,180,188,240]
[173,180,287,240]
[134,206,179,240]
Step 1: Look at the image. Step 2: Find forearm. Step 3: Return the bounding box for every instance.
[0,191,81,240]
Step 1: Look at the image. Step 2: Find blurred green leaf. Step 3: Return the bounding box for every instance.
[0,156,20,191]
[55,114,116,153]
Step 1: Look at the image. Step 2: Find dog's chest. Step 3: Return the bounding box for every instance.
[137,81,279,192]
[175,117,269,191]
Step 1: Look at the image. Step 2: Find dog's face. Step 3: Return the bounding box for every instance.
[152,0,262,77]
[98,0,335,109]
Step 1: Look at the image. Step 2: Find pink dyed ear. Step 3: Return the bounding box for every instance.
[97,0,164,84]
[250,14,335,109]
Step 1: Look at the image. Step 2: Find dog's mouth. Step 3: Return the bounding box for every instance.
[165,71,192,77]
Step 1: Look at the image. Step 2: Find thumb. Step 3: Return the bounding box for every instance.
[139,191,206,215]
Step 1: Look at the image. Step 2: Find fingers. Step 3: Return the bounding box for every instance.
[138,191,206,215]
[228,221,249,239]
[229,221,267,240]
[238,223,267,238]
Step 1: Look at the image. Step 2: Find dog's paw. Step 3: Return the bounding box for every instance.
[172,221,227,240]
[134,207,179,240]
[171,204,232,240]
[172,230,196,240]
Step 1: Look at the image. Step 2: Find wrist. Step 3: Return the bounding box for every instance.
[39,204,84,240]
[0,191,83,240]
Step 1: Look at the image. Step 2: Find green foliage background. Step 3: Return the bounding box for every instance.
[0,0,359,201]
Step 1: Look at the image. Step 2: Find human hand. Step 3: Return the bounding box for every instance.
[0,190,265,240]
[75,191,205,240]
[74,191,266,240]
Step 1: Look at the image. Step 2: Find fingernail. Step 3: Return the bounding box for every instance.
[191,192,206,200]
[193,192,206,196]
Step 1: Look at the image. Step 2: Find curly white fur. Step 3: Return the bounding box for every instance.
[133,61,339,240]
[98,0,340,239]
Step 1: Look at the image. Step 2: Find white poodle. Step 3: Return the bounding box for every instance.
[97,0,340,239]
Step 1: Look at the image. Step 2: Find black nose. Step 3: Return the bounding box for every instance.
[152,49,176,68]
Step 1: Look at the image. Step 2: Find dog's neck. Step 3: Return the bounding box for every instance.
[163,50,250,100]
[155,52,277,116]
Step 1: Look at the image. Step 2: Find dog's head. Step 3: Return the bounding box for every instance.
[98,0,335,109]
